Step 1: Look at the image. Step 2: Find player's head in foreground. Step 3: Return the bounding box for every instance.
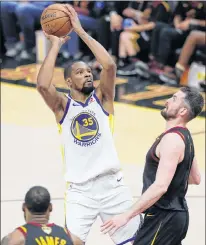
[22,186,52,222]
[64,61,95,95]
[161,87,204,123]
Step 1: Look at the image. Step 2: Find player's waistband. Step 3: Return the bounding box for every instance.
[66,170,122,186]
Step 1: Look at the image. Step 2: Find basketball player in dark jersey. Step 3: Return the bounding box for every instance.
[101,87,204,244]
[1,186,73,245]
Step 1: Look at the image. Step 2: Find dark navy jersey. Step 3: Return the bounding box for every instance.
[142,126,194,212]
[17,222,73,245]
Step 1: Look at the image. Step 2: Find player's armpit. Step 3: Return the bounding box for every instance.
[3,230,25,245]
[154,133,185,191]
[188,157,201,185]
[99,62,116,101]
[37,84,66,114]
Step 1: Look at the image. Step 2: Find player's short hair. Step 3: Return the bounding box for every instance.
[25,186,51,214]
[180,87,204,121]
[64,61,82,80]
[64,65,72,80]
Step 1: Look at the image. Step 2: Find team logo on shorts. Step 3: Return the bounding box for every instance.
[71,112,101,147]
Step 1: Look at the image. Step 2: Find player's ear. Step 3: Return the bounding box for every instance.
[180,107,188,116]
[66,78,72,87]
[49,203,53,212]
[22,203,26,212]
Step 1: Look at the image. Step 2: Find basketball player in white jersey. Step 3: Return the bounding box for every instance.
[37,5,141,245]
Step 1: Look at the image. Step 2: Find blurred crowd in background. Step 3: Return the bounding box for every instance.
[0,1,205,88]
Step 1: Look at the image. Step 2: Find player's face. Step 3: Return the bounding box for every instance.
[161,91,188,120]
[70,62,94,95]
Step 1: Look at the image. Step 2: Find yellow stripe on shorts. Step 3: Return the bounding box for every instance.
[151,222,162,245]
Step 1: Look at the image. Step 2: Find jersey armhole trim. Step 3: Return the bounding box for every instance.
[64,227,72,239]
[16,227,27,238]
[93,91,109,116]
[151,142,160,162]
[151,130,186,162]
[59,98,71,125]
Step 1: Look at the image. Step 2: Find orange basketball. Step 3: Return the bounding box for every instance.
[40,4,72,37]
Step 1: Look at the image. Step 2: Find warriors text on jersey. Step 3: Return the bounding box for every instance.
[17,223,73,245]
[58,90,120,183]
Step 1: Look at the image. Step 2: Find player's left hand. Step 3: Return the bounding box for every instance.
[101,213,130,235]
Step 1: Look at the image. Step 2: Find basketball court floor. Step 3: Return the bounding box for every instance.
[1,66,205,244]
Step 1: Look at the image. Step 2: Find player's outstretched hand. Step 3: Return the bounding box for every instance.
[64,4,83,33]
[101,213,130,235]
[43,31,70,47]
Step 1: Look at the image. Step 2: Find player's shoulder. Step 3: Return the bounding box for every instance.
[53,224,70,234]
[5,228,25,245]
[161,131,185,149]
[50,225,73,243]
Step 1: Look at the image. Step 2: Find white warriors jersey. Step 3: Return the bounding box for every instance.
[58,90,121,183]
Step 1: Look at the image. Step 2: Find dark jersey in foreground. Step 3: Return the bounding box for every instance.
[17,223,73,245]
[134,126,194,245]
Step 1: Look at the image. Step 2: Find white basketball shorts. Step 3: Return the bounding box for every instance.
[65,171,142,244]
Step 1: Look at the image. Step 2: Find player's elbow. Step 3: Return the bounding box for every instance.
[189,170,201,185]
[36,82,49,93]
[193,174,201,185]
[105,61,116,71]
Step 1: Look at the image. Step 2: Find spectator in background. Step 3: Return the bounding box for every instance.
[97,1,131,59]
[160,30,206,84]
[149,1,206,73]
[66,1,104,61]
[1,1,53,61]
[117,1,172,73]
[0,17,6,62]
[92,1,149,69]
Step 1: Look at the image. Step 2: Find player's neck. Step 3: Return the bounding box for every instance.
[165,119,187,131]
[28,215,49,225]
[70,89,91,103]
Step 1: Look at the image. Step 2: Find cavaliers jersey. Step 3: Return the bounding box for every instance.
[17,223,73,245]
[58,90,120,183]
[142,126,194,212]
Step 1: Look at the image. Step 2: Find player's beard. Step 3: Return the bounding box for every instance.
[81,85,95,95]
[161,108,179,120]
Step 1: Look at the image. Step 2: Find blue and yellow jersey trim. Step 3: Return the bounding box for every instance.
[108,114,114,134]
[57,123,66,171]
[57,123,68,226]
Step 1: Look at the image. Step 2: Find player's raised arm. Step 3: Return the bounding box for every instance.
[37,33,69,114]
[65,5,116,101]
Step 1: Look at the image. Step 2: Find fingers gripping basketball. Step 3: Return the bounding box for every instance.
[41,4,72,37]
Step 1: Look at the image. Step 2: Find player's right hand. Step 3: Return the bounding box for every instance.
[101,212,130,235]
[43,31,70,47]
[64,4,83,33]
